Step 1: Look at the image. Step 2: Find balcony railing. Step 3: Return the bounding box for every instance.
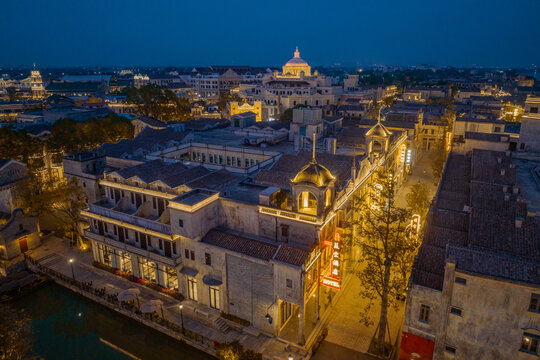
[259,206,318,224]
[88,202,171,235]
[84,229,181,267]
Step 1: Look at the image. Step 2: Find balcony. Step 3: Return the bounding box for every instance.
[259,206,319,224]
[88,198,171,236]
[85,229,180,267]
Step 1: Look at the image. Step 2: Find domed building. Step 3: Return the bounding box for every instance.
[291,149,335,216]
[282,46,311,78]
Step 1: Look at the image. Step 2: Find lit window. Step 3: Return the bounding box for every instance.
[521,333,539,354]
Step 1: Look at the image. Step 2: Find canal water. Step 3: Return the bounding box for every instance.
[12,283,215,360]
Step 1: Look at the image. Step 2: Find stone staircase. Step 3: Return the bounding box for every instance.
[214,317,230,333]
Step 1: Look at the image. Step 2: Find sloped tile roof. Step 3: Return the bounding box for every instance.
[274,245,309,267]
[203,229,278,261]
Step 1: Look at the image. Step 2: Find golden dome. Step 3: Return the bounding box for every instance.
[285,46,309,67]
[292,161,335,187]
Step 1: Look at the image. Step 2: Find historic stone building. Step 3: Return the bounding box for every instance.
[401,149,540,359]
[71,118,411,345]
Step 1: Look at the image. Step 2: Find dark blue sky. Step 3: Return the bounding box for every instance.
[1,0,539,68]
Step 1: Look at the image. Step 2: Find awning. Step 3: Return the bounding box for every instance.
[180,267,198,277]
[203,275,222,286]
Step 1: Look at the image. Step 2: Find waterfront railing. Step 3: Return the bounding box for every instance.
[24,253,219,355]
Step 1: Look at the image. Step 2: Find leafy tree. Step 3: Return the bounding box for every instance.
[406,183,431,218]
[430,139,447,180]
[218,92,243,112]
[279,104,306,122]
[20,176,87,247]
[382,95,395,107]
[350,171,417,355]
[123,85,191,121]
[279,108,293,122]
[0,304,32,360]
[0,127,45,173]
[216,341,262,360]
[6,87,18,102]
[48,113,134,154]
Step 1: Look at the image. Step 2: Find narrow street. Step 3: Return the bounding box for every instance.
[313,151,438,359]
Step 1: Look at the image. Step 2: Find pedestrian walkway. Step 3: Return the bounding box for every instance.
[314,151,439,359]
[28,236,302,360]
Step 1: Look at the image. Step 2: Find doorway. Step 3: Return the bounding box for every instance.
[19,237,28,253]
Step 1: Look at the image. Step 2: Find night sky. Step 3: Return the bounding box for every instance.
[1,0,539,68]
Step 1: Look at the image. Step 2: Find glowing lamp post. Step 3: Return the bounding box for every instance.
[179,304,185,334]
[69,258,75,280]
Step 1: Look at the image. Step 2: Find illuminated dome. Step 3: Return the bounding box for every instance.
[292,161,335,187]
[282,46,311,77]
[285,47,309,67]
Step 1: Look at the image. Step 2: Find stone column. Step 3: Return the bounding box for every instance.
[131,254,140,278]
[298,302,305,345]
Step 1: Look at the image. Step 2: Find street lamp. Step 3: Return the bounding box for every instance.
[179,304,185,334]
[69,258,75,281]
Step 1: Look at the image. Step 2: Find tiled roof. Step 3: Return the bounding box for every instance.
[136,116,166,128]
[274,245,309,266]
[185,169,238,190]
[184,118,229,131]
[254,151,357,191]
[99,127,191,157]
[203,229,310,266]
[465,132,508,142]
[411,150,540,290]
[115,160,187,183]
[203,229,278,261]
[446,245,540,285]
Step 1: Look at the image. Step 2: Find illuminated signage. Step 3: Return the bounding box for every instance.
[321,231,342,290]
[321,276,341,290]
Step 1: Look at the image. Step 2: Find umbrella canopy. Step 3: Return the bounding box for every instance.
[118,288,141,302]
[140,299,163,314]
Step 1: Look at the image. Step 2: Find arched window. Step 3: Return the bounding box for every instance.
[371,140,383,152]
[298,191,317,215]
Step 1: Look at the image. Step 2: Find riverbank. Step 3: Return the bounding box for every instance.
[12,282,214,360]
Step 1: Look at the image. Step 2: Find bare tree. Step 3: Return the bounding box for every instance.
[349,170,418,355]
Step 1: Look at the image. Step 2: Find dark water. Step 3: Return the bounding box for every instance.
[12,283,215,360]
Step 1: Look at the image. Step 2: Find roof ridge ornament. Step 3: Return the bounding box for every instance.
[294,46,300,58]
